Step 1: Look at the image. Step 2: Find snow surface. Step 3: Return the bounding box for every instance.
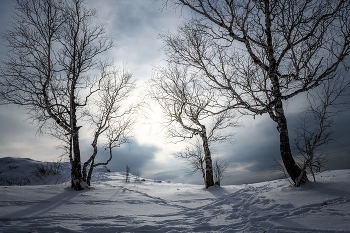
[0,157,350,232]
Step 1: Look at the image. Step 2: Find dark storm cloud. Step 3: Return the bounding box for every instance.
[316,111,350,170]
[223,169,284,185]
[287,105,350,172]
[329,111,350,144]
[328,152,350,170]
[217,104,350,185]
[212,115,282,185]
[221,115,280,166]
[82,139,160,175]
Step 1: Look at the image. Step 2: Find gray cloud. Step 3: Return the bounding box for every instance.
[82,139,159,175]
[0,106,61,160]
[0,107,30,143]
[214,102,350,185]
[223,169,284,185]
[86,0,185,73]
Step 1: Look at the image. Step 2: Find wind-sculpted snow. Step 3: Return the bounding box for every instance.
[0,157,350,232]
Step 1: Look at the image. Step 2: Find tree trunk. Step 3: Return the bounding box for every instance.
[275,99,308,186]
[82,151,95,183]
[83,133,99,184]
[202,136,214,188]
[82,159,92,184]
[82,161,89,183]
[71,129,83,190]
[200,158,206,186]
[261,0,307,186]
[86,161,94,186]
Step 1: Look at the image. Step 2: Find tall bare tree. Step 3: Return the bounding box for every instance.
[165,0,350,185]
[0,0,126,190]
[149,64,237,188]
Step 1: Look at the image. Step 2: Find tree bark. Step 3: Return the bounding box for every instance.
[201,134,214,188]
[71,128,83,190]
[86,160,95,186]
[83,133,98,183]
[200,158,206,186]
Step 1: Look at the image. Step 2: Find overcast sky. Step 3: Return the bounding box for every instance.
[0,0,349,186]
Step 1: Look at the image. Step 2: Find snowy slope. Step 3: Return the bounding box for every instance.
[0,157,71,186]
[0,157,350,233]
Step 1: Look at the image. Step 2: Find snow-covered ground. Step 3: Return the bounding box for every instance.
[0,157,349,232]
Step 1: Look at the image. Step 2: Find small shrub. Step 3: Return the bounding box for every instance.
[125,165,131,183]
[32,162,62,178]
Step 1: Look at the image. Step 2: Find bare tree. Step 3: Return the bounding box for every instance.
[149,64,238,188]
[82,64,136,186]
[213,156,228,187]
[164,0,350,185]
[0,0,126,190]
[293,77,350,184]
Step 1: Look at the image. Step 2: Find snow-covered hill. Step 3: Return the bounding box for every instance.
[0,157,350,232]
